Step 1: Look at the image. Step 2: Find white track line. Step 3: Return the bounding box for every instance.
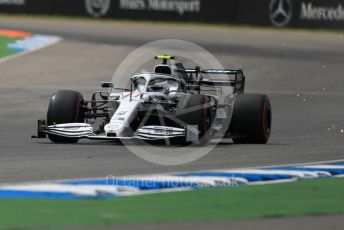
[1,184,139,197]
[301,164,344,169]
[219,169,330,179]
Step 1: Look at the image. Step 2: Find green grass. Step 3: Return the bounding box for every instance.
[0,178,344,230]
[0,36,17,58]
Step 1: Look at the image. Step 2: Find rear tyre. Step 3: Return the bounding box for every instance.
[230,94,271,144]
[176,94,213,145]
[47,90,84,143]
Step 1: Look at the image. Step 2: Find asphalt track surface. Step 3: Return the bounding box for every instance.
[0,17,344,230]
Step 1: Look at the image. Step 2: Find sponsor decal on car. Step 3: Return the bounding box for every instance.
[153,126,175,135]
[116,111,128,116]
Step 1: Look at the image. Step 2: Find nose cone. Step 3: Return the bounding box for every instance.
[104,123,125,137]
[105,100,140,137]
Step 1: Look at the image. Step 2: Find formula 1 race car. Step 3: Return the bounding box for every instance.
[34,55,272,145]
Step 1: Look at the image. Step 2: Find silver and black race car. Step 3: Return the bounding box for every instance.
[34,55,272,145]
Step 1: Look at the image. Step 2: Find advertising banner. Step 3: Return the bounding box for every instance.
[0,0,52,14]
[295,0,344,28]
[51,0,237,22]
[0,0,343,29]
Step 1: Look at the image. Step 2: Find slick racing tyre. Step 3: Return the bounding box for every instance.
[47,90,85,143]
[176,94,213,145]
[230,94,272,144]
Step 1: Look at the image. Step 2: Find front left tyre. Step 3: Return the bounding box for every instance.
[47,90,85,143]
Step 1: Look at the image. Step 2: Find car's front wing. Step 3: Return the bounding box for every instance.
[34,120,199,142]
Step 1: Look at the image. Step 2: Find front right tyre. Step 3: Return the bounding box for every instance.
[47,90,85,143]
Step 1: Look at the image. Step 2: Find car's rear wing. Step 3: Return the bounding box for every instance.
[183,69,241,75]
[178,68,245,94]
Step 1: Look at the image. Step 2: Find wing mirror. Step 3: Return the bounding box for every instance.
[101,82,113,88]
